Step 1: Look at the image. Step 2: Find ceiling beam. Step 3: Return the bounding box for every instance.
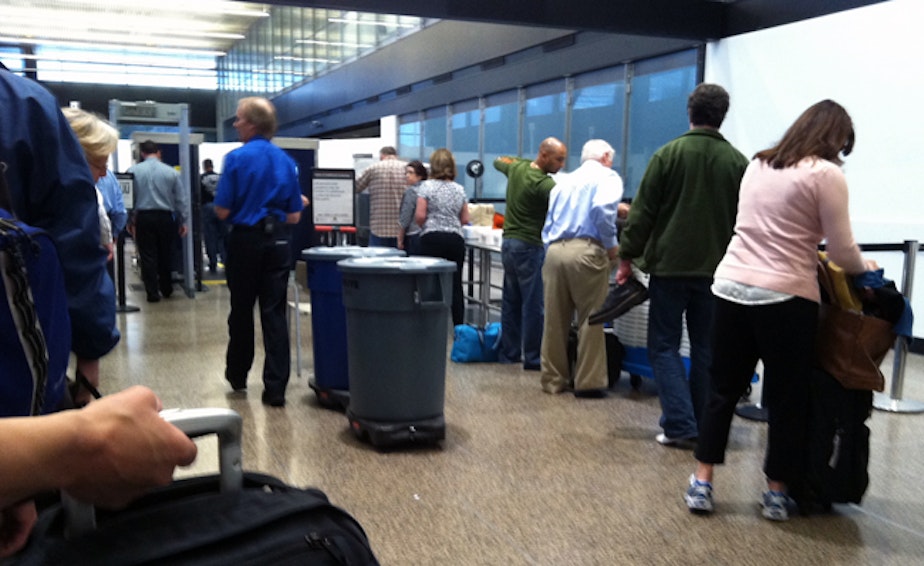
[245,0,887,40]
[251,0,725,40]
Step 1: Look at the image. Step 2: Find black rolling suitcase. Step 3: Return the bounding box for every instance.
[798,368,873,513]
[13,409,379,566]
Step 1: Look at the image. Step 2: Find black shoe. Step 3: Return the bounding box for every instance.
[588,278,649,325]
[226,376,247,392]
[146,294,161,303]
[523,362,541,371]
[574,388,607,399]
[262,391,285,407]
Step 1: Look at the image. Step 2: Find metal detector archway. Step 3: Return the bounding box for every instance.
[109,100,198,298]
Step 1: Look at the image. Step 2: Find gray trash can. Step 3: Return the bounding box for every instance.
[337,256,456,447]
[302,246,405,410]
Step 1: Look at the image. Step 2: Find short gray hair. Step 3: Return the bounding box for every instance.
[580,139,614,163]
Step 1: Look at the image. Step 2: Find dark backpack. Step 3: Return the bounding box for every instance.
[0,168,71,416]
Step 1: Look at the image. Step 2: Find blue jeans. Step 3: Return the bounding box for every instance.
[369,233,398,248]
[201,203,227,271]
[500,238,545,368]
[647,276,715,439]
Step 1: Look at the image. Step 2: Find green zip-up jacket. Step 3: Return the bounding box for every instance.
[619,128,748,277]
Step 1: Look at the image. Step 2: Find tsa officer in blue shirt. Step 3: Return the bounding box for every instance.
[214,97,306,407]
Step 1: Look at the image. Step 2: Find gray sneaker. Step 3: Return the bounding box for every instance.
[685,474,714,514]
[761,490,796,521]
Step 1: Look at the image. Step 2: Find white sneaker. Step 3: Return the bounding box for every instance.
[761,490,796,521]
[656,433,697,449]
[685,474,714,514]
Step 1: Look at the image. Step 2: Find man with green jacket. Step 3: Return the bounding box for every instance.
[615,84,747,447]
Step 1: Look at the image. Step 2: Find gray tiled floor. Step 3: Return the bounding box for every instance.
[101,265,924,565]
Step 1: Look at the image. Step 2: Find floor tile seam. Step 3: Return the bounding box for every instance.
[848,504,924,540]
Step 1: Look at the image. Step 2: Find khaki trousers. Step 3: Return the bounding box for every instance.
[540,239,611,393]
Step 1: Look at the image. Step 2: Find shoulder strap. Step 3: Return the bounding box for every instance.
[0,218,49,415]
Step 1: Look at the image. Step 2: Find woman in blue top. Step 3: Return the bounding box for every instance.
[397,160,427,255]
[415,148,470,325]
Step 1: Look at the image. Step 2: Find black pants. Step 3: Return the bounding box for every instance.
[135,210,177,298]
[224,225,292,398]
[419,231,465,325]
[695,296,818,487]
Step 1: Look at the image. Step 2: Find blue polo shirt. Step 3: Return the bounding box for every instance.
[214,136,302,227]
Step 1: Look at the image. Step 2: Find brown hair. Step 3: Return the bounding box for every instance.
[428,148,456,180]
[755,100,854,169]
[406,160,428,180]
[687,83,730,128]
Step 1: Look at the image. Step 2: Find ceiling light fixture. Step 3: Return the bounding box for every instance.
[327,18,417,29]
[0,36,226,57]
[295,39,374,49]
[274,55,339,64]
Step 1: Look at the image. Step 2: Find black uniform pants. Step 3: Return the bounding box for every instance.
[135,210,177,298]
[224,224,292,398]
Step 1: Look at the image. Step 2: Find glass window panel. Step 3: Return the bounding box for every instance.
[422,107,447,162]
[524,81,566,158]
[483,93,519,203]
[398,118,421,161]
[450,101,480,199]
[569,81,625,173]
[624,50,698,197]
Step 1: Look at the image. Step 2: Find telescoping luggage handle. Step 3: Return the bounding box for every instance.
[63,408,244,538]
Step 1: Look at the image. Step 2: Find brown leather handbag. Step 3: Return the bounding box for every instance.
[815,255,895,391]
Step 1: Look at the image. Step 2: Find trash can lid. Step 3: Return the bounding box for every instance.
[337,255,457,274]
[302,245,405,262]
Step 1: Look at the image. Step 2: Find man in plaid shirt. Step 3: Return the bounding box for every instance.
[355,146,408,247]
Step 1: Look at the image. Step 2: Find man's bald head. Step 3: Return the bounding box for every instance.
[535,137,567,174]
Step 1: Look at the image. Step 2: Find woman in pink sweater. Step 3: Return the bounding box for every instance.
[683,100,874,521]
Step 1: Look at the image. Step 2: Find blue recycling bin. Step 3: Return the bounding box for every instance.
[302,246,404,409]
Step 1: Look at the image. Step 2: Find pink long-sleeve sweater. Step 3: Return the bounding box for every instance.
[715,157,865,303]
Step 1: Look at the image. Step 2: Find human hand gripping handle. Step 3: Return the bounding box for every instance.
[615,259,634,285]
[64,401,242,538]
[63,386,198,510]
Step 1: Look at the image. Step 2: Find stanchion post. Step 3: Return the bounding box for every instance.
[874,240,923,413]
[115,231,140,313]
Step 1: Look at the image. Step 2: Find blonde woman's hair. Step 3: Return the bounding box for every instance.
[61,107,118,162]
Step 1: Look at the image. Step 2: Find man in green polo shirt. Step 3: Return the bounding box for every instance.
[494,137,567,370]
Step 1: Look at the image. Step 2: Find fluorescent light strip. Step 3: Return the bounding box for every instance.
[15,53,217,70]
[328,18,417,29]
[295,39,374,49]
[250,69,312,76]
[0,36,225,57]
[274,56,339,64]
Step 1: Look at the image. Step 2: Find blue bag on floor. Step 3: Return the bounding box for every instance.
[451,322,501,363]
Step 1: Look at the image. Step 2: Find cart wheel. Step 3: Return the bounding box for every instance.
[630,374,642,390]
